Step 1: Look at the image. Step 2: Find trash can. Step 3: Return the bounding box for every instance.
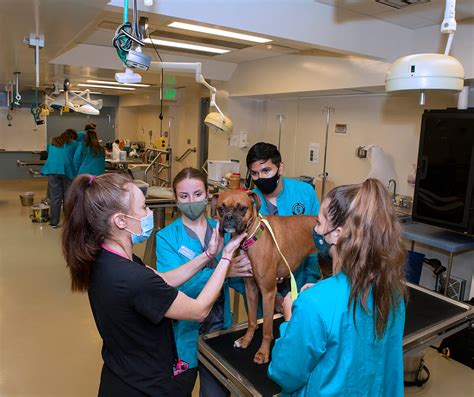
[405,250,425,284]
[19,192,35,206]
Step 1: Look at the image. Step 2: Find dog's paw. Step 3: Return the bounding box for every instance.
[234,336,250,349]
[253,350,270,364]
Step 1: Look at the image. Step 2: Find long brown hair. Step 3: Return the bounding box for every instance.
[51,128,77,147]
[85,129,104,156]
[325,178,407,337]
[62,173,132,292]
[173,167,208,195]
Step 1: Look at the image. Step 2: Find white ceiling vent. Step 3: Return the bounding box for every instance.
[375,0,430,9]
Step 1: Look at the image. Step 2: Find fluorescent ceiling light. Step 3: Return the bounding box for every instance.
[168,22,272,44]
[77,84,136,91]
[143,38,230,54]
[61,90,103,95]
[86,79,150,87]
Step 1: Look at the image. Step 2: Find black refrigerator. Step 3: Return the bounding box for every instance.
[413,109,474,235]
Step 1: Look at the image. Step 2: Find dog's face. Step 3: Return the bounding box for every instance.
[211,190,261,235]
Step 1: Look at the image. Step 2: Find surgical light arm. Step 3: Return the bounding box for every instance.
[150,61,226,120]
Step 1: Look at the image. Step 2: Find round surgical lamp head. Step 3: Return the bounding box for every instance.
[385,53,464,94]
[204,112,233,133]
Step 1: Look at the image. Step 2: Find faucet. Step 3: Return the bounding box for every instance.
[388,179,397,205]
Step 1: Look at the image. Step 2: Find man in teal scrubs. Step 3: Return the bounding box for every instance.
[246,142,321,291]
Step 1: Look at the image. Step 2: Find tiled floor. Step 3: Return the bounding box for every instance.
[0,179,472,396]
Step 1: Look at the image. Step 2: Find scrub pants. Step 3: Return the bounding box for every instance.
[48,174,71,226]
[199,362,230,397]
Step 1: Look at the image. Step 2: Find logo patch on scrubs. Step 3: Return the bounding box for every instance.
[292,203,305,215]
[178,246,196,260]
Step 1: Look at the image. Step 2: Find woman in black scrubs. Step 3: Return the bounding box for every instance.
[62,173,245,396]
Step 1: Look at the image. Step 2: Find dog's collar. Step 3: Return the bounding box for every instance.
[241,215,265,251]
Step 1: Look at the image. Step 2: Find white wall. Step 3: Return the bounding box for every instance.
[211,85,473,299]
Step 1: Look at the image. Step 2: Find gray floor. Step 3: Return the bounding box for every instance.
[0,179,472,396]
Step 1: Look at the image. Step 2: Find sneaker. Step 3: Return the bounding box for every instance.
[50,224,60,229]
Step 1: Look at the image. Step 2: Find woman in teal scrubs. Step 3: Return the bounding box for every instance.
[156,167,251,396]
[41,129,78,227]
[268,178,407,396]
[73,128,105,176]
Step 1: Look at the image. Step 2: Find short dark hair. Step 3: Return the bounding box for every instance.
[246,142,281,168]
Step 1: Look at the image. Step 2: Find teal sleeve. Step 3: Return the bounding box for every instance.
[268,295,327,393]
[155,232,213,299]
[309,185,320,215]
[226,276,246,295]
[303,254,321,284]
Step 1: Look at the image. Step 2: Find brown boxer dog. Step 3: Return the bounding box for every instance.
[211,189,317,364]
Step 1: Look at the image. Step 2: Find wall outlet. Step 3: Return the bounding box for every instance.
[308,143,320,164]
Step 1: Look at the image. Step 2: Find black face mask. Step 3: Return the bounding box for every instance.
[253,172,280,195]
[312,227,336,261]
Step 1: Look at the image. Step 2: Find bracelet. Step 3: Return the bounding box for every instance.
[220,257,232,264]
[205,250,215,261]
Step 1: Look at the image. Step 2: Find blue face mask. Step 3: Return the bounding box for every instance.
[313,227,336,260]
[126,210,154,244]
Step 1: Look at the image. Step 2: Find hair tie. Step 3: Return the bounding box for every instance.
[88,175,96,186]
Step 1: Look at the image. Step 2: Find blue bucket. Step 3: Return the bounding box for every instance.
[405,251,425,284]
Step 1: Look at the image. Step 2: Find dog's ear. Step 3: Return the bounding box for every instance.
[247,191,261,214]
[210,194,220,218]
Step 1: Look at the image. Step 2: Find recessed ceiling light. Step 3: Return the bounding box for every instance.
[143,38,230,54]
[77,84,136,91]
[86,79,150,87]
[168,22,272,44]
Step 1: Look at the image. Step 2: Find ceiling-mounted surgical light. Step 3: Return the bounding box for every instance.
[385,0,465,104]
[150,62,233,133]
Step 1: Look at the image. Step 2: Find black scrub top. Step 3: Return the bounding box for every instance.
[88,249,179,395]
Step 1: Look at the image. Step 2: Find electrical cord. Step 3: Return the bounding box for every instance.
[146,32,165,132]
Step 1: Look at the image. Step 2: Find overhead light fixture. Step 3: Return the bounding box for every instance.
[68,89,103,115]
[151,61,233,133]
[385,0,464,104]
[77,84,136,91]
[168,21,272,44]
[87,79,150,87]
[143,38,230,54]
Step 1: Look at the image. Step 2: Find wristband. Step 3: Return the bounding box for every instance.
[205,250,215,261]
[220,257,232,264]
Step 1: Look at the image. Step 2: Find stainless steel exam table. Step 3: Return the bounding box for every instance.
[198,283,474,397]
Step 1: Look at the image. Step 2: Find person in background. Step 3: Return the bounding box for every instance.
[74,128,105,176]
[246,142,321,306]
[62,173,246,396]
[112,139,121,160]
[268,179,407,396]
[77,123,96,143]
[156,167,252,397]
[40,129,78,228]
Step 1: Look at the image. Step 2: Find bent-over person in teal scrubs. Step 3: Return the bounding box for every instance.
[268,178,407,397]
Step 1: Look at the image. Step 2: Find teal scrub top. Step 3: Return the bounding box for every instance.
[268,272,405,397]
[73,142,105,176]
[40,142,77,180]
[155,217,242,368]
[254,177,321,287]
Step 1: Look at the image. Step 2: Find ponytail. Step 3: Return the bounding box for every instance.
[62,173,132,292]
[326,179,407,337]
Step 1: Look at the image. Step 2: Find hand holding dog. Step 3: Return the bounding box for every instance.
[228,252,253,278]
